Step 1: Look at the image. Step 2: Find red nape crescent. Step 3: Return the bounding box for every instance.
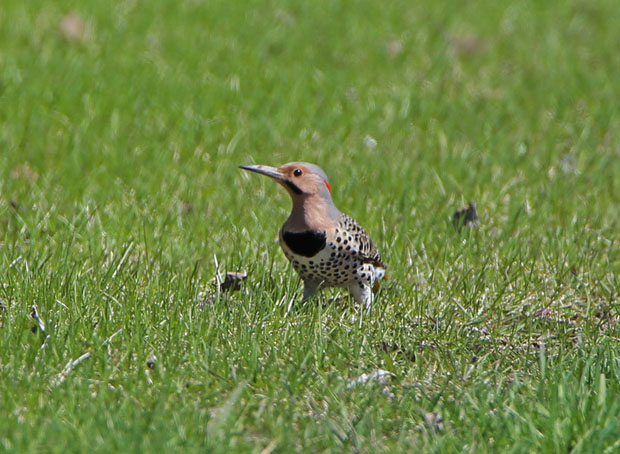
[323,179,331,192]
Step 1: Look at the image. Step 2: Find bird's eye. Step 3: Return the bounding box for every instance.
[293,169,303,177]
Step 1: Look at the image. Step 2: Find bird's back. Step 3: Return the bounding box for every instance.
[336,213,385,270]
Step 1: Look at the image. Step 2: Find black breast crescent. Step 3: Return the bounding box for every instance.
[282,230,327,257]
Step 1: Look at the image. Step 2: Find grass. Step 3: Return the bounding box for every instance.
[1,0,619,452]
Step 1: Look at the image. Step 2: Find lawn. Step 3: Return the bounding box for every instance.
[1,0,619,452]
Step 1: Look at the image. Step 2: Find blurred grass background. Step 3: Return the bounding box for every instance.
[1,0,619,452]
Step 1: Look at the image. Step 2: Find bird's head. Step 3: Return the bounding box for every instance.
[239,162,333,200]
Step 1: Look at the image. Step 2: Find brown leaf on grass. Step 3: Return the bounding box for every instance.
[415,411,446,434]
[449,35,488,57]
[534,308,554,319]
[11,163,38,182]
[60,12,87,42]
[219,271,247,292]
[594,302,617,331]
[423,411,445,432]
[453,202,479,230]
[179,200,194,214]
[197,271,249,308]
[386,40,403,57]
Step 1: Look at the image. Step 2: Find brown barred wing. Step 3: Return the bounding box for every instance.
[337,214,386,269]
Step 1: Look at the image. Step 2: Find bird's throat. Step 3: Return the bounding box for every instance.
[286,194,340,233]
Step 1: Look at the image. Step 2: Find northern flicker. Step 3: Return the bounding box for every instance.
[240,162,386,308]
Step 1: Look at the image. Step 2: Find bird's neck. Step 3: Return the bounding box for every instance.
[284,194,340,232]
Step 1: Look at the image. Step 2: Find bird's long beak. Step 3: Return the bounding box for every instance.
[239,165,285,181]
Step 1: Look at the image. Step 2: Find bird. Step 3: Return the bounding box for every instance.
[239,162,386,308]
